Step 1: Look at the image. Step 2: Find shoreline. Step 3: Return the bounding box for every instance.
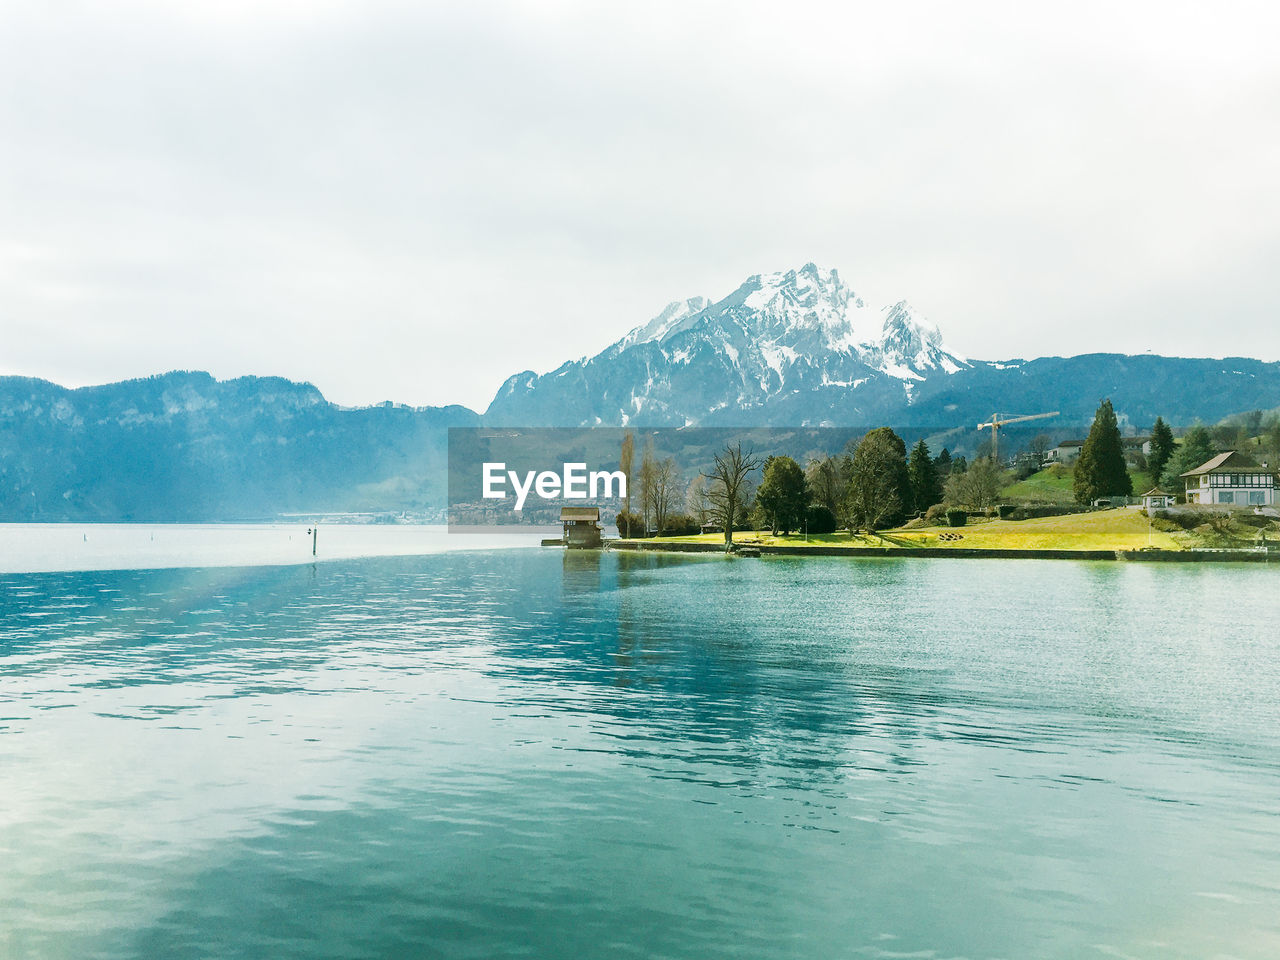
[606,539,1277,564]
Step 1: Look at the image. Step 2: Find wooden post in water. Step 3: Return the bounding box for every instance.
[312,524,318,557]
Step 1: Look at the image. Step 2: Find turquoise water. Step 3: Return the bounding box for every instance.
[2,550,1279,959]
[0,523,543,573]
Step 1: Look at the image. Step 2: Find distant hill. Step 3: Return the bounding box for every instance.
[5,264,1280,521]
[0,371,477,521]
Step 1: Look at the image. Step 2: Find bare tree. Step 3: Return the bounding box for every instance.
[704,441,762,551]
[806,455,846,516]
[1028,433,1051,465]
[638,438,655,534]
[620,431,635,517]
[944,457,1006,510]
[686,473,712,526]
[644,457,678,536]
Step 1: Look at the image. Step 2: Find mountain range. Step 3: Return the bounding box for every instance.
[0,372,477,521]
[487,263,1280,430]
[5,262,1280,520]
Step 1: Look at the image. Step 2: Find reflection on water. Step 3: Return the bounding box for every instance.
[2,550,1280,959]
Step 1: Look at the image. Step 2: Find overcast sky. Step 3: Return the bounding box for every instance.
[3,1,1279,411]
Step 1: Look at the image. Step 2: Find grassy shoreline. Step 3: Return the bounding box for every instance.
[605,508,1277,562]
[650,508,1179,551]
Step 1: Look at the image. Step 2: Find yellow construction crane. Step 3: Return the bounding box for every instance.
[975,411,1059,464]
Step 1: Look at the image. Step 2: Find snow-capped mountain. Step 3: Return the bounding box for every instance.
[486,263,971,426]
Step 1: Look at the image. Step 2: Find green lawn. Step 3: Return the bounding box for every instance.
[1001,464,1075,503]
[654,508,1181,552]
[1001,465,1154,503]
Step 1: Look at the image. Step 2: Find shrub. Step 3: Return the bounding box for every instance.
[1154,509,1208,531]
[997,504,1016,519]
[805,504,837,534]
[1236,514,1271,529]
[1007,504,1091,521]
[946,508,967,527]
[615,510,645,538]
[924,503,949,523]
[1013,461,1039,481]
[661,513,701,536]
[1207,512,1234,535]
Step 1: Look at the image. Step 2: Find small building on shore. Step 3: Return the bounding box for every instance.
[561,506,603,548]
[1181,451,1277,507]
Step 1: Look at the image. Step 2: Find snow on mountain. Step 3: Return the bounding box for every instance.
[485,263,971,426]
[868,301,968,379]
[616,297,709,349]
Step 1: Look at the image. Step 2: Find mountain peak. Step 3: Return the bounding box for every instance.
[881,300,940,348]
[741,262,855,313]
[871,301,966,376]
[486,264,968,424]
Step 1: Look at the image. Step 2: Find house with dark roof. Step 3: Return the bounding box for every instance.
[1047,439,1084,464]
[1180,451,1277,507]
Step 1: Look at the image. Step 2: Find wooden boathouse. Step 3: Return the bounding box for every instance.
[561,506,603,548]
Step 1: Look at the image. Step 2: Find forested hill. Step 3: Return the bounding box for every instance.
[0,371,478,521]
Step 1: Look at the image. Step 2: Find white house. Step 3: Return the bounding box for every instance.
[1141,488,1176,511]
[1047,439,1084,464]
[1121,436,1153,463]
[1181,451,1277,507]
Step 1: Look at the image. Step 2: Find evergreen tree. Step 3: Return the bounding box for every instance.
[907,439,942,513]
[756,455,809,535]
[1264,415,1280,465]
[1148,417,1175,483]
[1073,399,1132,504]
[842,427,911,530]
[935,448,952,475]
[1161,425,1216,489]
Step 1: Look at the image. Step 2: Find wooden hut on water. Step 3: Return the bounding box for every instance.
[561,506,602,548]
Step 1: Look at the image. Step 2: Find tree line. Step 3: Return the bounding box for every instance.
[1073,401,1280,503]
[614,400,1280,548]
[614,428,995,549]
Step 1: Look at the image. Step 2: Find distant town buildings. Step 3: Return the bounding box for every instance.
[1122,436,1153,459]
[1045,436,1151,468]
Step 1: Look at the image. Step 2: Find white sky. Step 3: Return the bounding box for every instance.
[3,0,1279,412]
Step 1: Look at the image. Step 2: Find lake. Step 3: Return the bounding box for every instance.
[0,523,544,574]
[2,546,1279,958]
